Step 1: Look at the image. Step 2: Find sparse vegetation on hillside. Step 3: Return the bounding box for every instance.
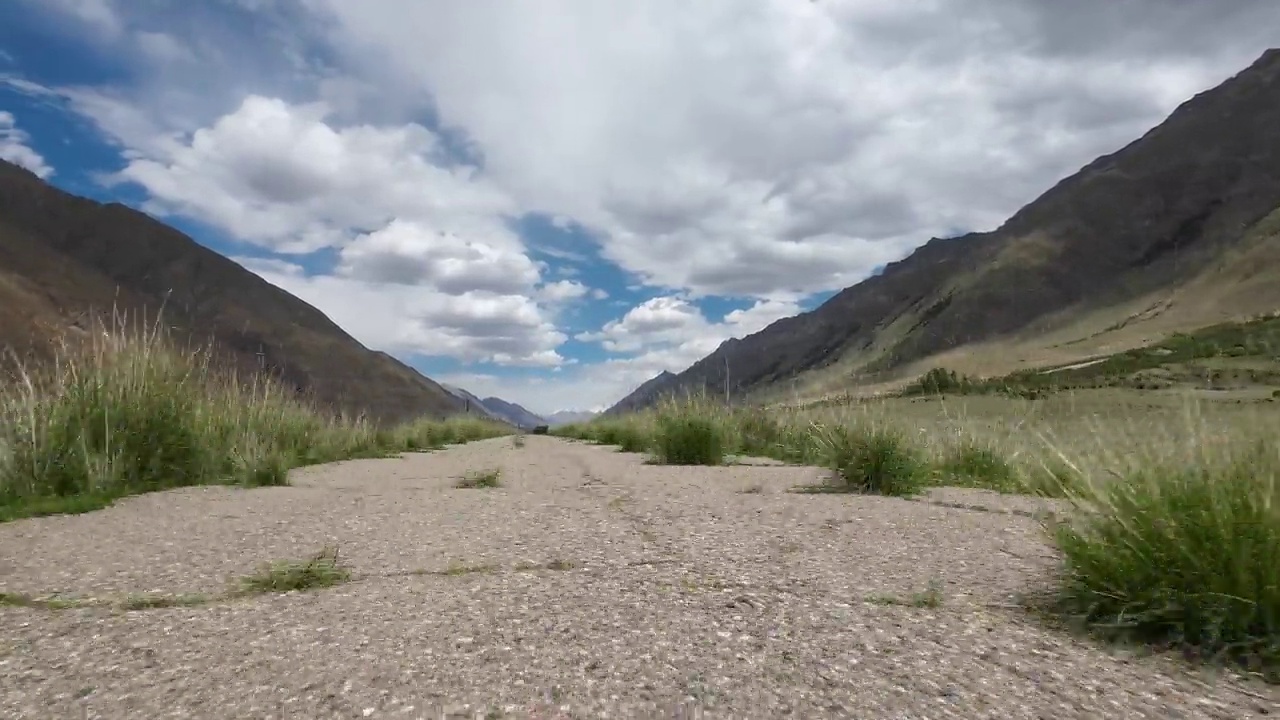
[0,323,510,522]
[899,313,1280,399]
[557,388,1280,678]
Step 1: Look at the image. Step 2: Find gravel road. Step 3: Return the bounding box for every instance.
[1,436,1275,719]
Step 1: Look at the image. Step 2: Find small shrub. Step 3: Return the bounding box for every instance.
[455,468,502,489]
[512,435,526,448]
[652,412,726,466]
[1048,446,1280,675]
[936,441,1020,492]
[615,425,652,453]
[235,547,351,595]
[814,424,926,496]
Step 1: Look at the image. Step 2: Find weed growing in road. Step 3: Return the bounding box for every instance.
[442,560,499,576]
[0,319,511,522]
[234,546,351,595]
[119,593,212,611]
[866,579,945,608]
[0,592,89,610]
[455,468,503,489]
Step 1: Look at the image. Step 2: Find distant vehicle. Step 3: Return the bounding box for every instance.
[532,425,550,435]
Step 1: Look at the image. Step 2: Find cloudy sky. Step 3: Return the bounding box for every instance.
[2,1,1278,414]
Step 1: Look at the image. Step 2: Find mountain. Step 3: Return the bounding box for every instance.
[0,159,468,425]
[609,48,1280,413]
[480,397,546,429]
[440,385,509,423]
[545,410,598,427]
[604,370,680,416]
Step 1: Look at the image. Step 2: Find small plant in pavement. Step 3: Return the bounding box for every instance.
[455,468,503,488]
[234,546,351,595]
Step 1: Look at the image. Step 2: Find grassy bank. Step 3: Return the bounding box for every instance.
[557,391,1280,679]
[0,325,509,522]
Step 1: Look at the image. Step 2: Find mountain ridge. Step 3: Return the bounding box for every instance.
[608,48,1280,413]
[0,159,469,425]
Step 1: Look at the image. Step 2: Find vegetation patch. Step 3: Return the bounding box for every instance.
[936,440,1021,492]
[811,424,927,496]
[233,547,352,595]
[0,323,510,523]
[442,560,500,576]
[119,593,212,611]
[0,592,90,610]
[455,468,503,489]
[1045,445,1280,680]
[650,409,727,466]
[866,579,945,608]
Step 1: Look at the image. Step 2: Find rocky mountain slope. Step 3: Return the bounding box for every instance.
[0,160,468,425]
[439,386,545,429]
[604,371,679,417]
[609,48,1280,413]
[480,397,547,429]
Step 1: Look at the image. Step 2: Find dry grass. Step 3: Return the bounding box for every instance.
[0,319,511,522]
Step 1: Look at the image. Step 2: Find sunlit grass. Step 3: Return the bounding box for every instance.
[0,317,510,520]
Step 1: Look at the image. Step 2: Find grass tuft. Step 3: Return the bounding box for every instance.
[1046,443,1280,677]
[651,407,726,466]
[455,468,503,489]
[813,424,927,496]
[234,546,352,595]
[936,440,1020,492]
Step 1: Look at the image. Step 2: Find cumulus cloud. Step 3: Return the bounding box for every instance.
[238,257,569,367]
[116,95,516,253]
[310,0,1280,298]
[0,111,54,178]
[579,295,802,374]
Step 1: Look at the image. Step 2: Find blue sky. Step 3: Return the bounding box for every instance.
[2,1,1276,414]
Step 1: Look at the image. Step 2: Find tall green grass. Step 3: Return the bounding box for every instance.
[0,322,509,521]
[562,390,1280,676]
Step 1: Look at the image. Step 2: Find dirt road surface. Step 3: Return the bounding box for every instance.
[1,436,1275,719]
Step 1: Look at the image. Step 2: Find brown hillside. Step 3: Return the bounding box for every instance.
[0,160,465,425]
[609,48,1280,413]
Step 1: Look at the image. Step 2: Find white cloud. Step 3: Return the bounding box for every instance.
[309,0,1280,298]
[534,279,591,305]
[241,258,569,367]
[578,295,802,387]
[0,111,54,178]
[338,220,538,293]
[114,95,516,253]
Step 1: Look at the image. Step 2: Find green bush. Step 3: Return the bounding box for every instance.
[615,425,652,453]
[936,441,1020,492]
[815,425,927,496]
[1048,446,1280,674]
[652,412,726,466]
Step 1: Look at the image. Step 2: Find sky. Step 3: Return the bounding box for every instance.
[2,1,1278,416]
